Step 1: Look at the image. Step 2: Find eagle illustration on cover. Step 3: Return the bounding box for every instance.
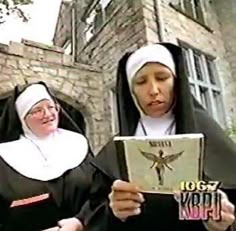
[139,149,184,186]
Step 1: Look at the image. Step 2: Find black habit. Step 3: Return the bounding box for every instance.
[0,82,94,231]
[84,43,236,231]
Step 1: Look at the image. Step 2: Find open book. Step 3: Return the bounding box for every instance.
[114,133,204,194]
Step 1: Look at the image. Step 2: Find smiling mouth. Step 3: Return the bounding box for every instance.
[42,119,54,124]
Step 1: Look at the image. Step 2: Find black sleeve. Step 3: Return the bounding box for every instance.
[84,169,142,231]
[63,151,95,225]
[0,195,9,231]
[81,139,135,231]
[75,151,96,223]
[178,219,208,231]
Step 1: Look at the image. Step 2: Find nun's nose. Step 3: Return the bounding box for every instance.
[149,82,160,96]
[43,107,53,117]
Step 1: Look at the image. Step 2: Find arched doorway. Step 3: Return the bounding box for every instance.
[57,99,86,135]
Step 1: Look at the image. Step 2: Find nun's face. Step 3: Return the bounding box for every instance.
[24,99,59,137]
[132,62,175,117]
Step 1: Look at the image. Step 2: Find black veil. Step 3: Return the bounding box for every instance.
[0,81,84,143]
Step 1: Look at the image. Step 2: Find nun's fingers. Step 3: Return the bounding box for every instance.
[110,180,145,203]
[111,207,141,220]
[219,191,235,214]
[112,180,140,193]
[173,190,181,202]
[204,210,235,231]
[108,191,143,220]
[109,189,144,203]
[109,198,142,212]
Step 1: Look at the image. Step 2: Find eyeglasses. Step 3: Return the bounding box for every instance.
[27,104,60,119]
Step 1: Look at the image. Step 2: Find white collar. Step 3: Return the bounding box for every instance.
[135,110,176,136]
[0,129,88,181]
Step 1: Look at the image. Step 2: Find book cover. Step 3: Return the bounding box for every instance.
[114,133,204,194]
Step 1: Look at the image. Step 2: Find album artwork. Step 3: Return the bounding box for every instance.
[114,133,204,194]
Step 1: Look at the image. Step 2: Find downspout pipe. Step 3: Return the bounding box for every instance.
[71,0,76,61]
[153,0,164,42]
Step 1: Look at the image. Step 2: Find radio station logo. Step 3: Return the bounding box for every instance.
[178,181,221,221]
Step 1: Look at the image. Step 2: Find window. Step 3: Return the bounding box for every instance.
[83,0,112,42]
[180,43,225,126]
[193,51,203,81]
[100,0,112,8]
[171,0,205,25]
[63,40,72,55]
[109,89,119,134]
[84,10,97,42]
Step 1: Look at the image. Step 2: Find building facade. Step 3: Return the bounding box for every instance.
[54,0,236,138]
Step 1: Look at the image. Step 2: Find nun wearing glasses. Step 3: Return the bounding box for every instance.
[0,82,94,231]
[85,43,236,231]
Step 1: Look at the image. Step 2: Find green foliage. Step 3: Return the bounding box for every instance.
[0,0,33,24]
[229,125,236,136]
[226,119,236,137]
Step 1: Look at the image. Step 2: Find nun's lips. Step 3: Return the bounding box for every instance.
[148,100,164,106]
[42,119,55,124]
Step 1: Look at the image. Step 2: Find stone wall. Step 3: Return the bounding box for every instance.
[213,0,236,127]
[0,39,106,154]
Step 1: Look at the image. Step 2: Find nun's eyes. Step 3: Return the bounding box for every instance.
[134,76,169,84]
[134,79,146,85]
[155,75,169,80]
[28,105,58,117]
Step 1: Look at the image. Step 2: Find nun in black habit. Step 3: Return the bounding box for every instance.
[85,43,236,231]
[0,82,94,231]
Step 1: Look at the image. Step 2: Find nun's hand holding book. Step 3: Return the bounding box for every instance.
[203,190,235,231]
[108,179,145,220]
[58,217,83,231]
[174,189,235,231]
[41,218,83,231]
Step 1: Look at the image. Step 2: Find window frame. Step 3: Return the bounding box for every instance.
[170,0,207,28]
[63,39,72,55]
[179,41,226,126]
[109,88,119,135]
[82,0,112,43]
